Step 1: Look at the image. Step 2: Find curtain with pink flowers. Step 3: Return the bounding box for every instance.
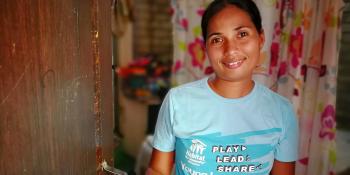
[170,0,344,174]
[170,0,213,86]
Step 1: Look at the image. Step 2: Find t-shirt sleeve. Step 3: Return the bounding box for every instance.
[275,101,299,162]
[152,89,176,152]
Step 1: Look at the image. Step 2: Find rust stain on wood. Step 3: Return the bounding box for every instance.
[91,0,103,174]
[11,43,16,54]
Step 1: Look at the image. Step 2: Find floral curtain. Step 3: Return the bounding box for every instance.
[170,0,213,85]
[170,0,344,174]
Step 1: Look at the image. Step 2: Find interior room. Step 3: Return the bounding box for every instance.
[113,0,350,175]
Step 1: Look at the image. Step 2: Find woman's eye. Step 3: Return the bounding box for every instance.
[210,37,223,45]
[238,31,248,38]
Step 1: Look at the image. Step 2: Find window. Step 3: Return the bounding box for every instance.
[133,0,173,62]
[336,2,350,130]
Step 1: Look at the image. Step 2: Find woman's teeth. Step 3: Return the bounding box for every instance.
[228,60,242,66]
[223,58,245,68]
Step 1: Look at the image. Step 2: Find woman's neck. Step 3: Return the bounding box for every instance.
[208,77,255,99]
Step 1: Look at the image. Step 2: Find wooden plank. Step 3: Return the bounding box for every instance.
[90,0,114,174]
[97,0,114,173]
[0,0,113,174]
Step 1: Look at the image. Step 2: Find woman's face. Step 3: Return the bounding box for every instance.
[206,5,264,83]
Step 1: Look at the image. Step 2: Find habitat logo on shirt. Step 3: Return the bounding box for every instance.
[185,139,207,166]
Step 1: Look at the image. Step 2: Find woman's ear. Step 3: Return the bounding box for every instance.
[259,29,265,50]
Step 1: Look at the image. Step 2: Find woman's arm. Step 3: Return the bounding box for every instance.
[147,148,175,175]
[270,160,295,175]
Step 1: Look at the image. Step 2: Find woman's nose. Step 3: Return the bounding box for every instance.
[224,40,239,56]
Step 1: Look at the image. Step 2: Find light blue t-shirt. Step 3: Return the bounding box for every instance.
[153,77,298,175]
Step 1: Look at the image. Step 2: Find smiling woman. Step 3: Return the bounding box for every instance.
[170,0,345,175]
[204,4,265,95]
[149,1,298,175]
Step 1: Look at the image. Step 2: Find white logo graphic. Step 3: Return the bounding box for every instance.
[181,161,213,175]
[185,139,207,166]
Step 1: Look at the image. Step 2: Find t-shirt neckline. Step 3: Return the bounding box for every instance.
[204,76,258,102]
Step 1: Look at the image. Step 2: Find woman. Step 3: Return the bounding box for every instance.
[148,0,298,174]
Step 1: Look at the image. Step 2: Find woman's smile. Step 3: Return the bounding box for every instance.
[221,57,246,69]
[220,51,248,69]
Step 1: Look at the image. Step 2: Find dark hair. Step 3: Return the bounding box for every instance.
[201,0,262,42]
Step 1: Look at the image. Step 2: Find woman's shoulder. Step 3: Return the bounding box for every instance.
[255,83,296,122]
[255,82,292,107]
[170,77,209,94]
